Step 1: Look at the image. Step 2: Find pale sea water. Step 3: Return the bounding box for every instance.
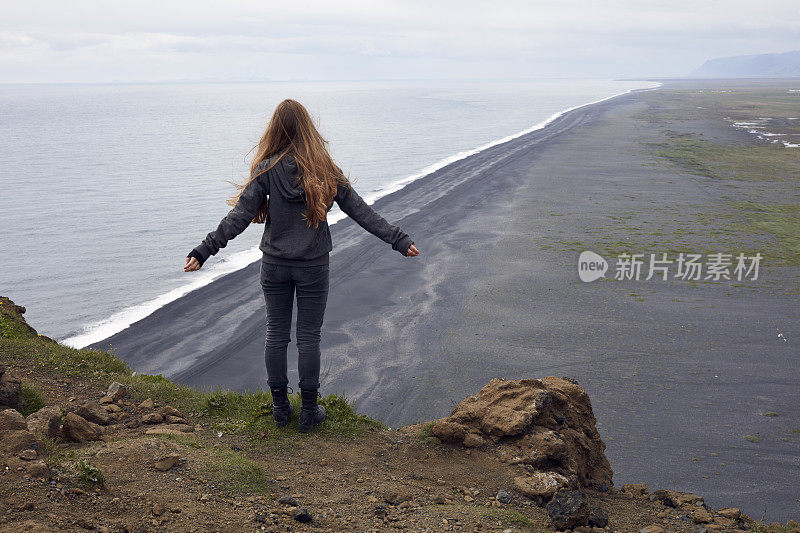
[0,79,658,344]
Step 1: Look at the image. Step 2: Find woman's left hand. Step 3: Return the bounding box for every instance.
[406,244,420,257]
[184,257,201,271]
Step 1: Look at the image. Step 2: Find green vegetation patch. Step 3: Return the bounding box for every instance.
[201,446,271,495]
[729,201,800,265]
[652,136,799,182]
[1,334,383,443]
[19,382,45,416]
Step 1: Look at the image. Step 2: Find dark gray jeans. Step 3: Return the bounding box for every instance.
[260,261,329,390]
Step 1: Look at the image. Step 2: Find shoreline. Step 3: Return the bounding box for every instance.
[84,77,800,521]
[63,81,660,350]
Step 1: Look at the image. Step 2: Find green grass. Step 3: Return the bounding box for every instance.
[202,446,271,494]
[0,310,383,442]
[427,503,544,532]
[728,201,800,265]
[19,382,45,416]
[77,460,105,488]
[745,435,763,443]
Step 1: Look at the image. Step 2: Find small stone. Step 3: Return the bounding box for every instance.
[152,502,165,516]
[144,426,192,436]
[717,508,741,520]
[99,396,114,405]
[640,526,665,533]
[25,459,50,479]
[713,516,734,527]
[107,382,126,401]
[514,471,570,500]
[588,504,608,528]
[155,453,181,471]
[105,404,121,413]
[495,490,512,504]
[278,495,299,506]
[142,413,163,424]
[293,508,312,523]
[139,398,155,409]
[18,448,37,460]
[165,415,187,425]
[621,483,648,495]
[159,406,182,418]
[692,507,713,524]
[463,432,485,447]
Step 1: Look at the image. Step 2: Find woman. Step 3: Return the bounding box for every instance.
[184,99,420,433]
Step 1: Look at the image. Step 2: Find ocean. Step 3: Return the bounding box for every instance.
[0,78,658,345]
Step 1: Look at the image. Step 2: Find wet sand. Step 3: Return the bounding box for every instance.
[89,80,800,521]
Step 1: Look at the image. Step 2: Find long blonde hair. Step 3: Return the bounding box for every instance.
[226,99,350,228]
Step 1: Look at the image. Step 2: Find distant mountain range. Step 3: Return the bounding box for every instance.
[690,50,800,78]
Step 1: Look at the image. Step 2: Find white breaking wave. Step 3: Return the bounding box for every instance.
[62,81,661,349]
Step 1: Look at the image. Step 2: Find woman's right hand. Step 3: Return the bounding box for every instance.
[184,257,201,272]
[406,244,420,257]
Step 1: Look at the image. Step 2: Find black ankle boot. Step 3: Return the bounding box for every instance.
[270,386,293,428]
[297,389,326,433]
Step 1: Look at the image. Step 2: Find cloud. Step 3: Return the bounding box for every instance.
[1,0,798,82]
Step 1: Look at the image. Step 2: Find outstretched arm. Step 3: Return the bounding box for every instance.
[334,182,414,256]
[186,171,269,270]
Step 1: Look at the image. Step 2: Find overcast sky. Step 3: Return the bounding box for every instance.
[1,1,799,83]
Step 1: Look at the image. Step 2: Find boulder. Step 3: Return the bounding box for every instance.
[61,412,102,442]
[621,483,648,495]
[588,504,608,528]
[0,366,22,411]
[431,377,613,489]
[546,489,590,530]
[142,413,163,424]
[70,404,110,426]
[26,406,62,439]
[155,453,181,471]
[0,408,27,431]
[138,398,155,409]
[159,406,182,418]
[514,472,572,500]
[649,489,703,508]
[0,429,39,455]
[107,382,127,401]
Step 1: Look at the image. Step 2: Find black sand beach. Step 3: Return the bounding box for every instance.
[90,79,800,521]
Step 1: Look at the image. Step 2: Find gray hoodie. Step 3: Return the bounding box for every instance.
[187,154,414,267]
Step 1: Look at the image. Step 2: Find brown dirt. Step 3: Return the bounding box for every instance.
[1,360,768,533]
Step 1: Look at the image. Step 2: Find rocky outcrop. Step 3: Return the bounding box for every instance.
[431,377,613,498]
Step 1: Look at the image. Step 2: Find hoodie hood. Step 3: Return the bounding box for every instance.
[272,155,305,202]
